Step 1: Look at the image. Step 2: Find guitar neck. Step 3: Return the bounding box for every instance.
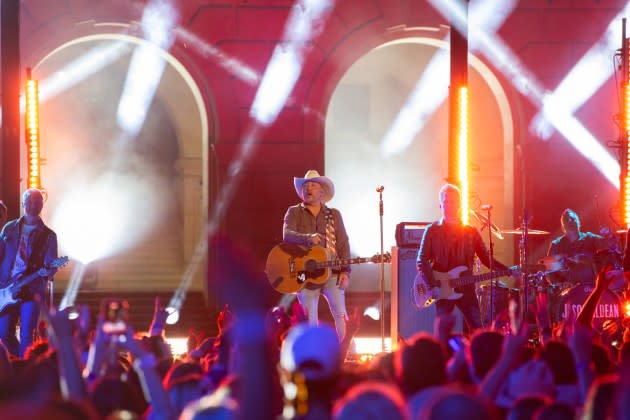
[452,270,512,288]
[10,271,42,294]
[317,257,372,269]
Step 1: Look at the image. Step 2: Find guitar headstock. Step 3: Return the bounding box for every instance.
[49,256,70,269]
[370,252,391,264]
[37,256,70,277]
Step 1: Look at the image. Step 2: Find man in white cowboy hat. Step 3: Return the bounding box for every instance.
[283,170,350,339]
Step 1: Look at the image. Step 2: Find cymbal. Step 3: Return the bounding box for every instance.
[538,255,567,272]
[520,263,547,273]
[469,209,504,240]
[502,228,550,235]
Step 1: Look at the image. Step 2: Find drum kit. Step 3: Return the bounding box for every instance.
[537,249,625,339]
[472,212,627,347]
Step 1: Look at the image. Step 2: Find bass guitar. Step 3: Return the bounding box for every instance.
[413,265,514,308]
[266,244,390,293]
[0,256,69,313]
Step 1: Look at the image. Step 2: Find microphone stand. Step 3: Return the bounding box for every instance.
[485,206,495,326]
[376,186,385,353]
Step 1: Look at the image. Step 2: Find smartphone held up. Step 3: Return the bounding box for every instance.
[101,298,130,337]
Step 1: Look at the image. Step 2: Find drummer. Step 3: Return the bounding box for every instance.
[546,209,614,286]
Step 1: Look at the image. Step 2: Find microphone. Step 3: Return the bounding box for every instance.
[480,204,493,211]
[376,185,384,192]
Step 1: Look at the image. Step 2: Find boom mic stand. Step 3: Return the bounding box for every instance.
[376,186,385,353]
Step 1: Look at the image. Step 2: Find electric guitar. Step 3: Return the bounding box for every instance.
[0,256,69,313]
[265,244,391,293]
[413,265,514,309]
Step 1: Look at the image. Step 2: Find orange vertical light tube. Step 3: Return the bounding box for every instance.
[457,85,470,225]
[25,74,41,190]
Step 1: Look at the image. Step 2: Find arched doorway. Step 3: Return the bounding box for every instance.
[325,36,515,290]
[30,33,210,293]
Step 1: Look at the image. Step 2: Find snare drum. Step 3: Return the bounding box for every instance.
[559,284,622,344]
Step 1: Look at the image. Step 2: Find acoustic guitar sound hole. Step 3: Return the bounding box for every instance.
[304,259,317,272]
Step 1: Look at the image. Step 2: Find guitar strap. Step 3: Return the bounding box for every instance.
[28,226,52,272]
[325,208,337,257]
[466,227,475,269]
[19,225,53,298]
[326,208,343,286]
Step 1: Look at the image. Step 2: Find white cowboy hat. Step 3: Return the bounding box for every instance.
[294,170,335,203]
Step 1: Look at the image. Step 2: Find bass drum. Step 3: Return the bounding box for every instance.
[559,284,623,346]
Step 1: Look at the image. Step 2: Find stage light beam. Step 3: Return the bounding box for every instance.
[116,0,177,136]
[530,1,630,140]
[427,0,621,189]
[380,0,517,157]
[250,0,334,126]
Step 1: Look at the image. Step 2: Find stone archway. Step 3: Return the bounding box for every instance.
[30,32,210,292]
[323,33,515,290]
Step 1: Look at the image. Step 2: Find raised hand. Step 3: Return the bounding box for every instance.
[595,264,615,291]
[45,307,75,346]
[149,296,169,336]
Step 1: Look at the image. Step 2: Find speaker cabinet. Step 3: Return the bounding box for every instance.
[390,246,462,348]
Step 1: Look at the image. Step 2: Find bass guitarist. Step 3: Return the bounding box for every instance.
[416,183,516,332]
[0,188,58,356]
[283,170,350,340]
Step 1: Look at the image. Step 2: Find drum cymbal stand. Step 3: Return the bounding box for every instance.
[520,209,530,324]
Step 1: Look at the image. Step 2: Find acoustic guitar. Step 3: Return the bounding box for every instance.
[266,243,390,293]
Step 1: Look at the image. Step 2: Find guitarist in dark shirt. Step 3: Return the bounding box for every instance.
[283,170,350,340]
[416,183,514,331]
[0,189,58,356]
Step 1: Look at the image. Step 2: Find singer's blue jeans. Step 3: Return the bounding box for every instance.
[297,275,348,340]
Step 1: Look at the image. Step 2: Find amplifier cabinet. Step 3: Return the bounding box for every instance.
[390,246,462,350]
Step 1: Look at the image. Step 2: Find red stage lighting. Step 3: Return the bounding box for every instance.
[456,85,470,225]
[25,69,41,190]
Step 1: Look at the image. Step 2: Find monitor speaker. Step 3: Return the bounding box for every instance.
[390,246,462,348]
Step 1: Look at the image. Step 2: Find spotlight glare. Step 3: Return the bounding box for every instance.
[363,306,380,321]
[530,1,630,140]
[380,49,449,157]
[165,306,179,325]
[250,0,334,126]
[250,48,301,126]
[351,337,392,355]
[116,0,177,136]
[428,0,620,189]
[165,337,189,356]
